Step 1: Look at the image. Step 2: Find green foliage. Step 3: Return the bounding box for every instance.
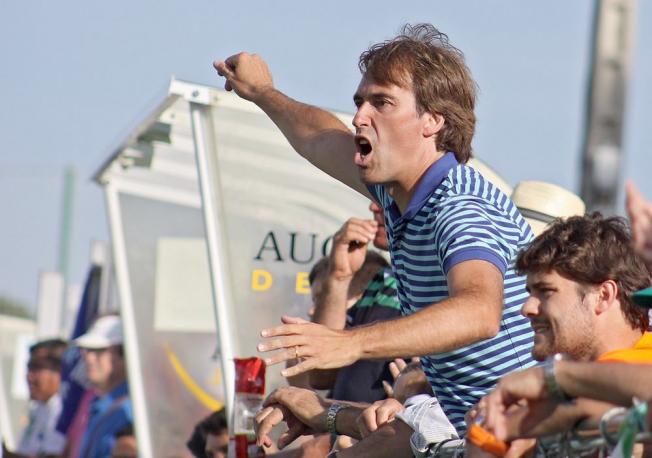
[0,295,33,319]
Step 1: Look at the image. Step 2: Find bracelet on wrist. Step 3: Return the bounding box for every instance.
[326,403,349,435]
[542,353,573,402]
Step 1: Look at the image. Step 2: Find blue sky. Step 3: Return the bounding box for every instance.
[1,1,650,309]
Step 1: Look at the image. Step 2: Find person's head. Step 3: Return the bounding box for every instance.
[369,201,388,250]
[352,24,476,186]
[26,338,67,402]
[196,409,229,458]
[517,213,651,361]
[110,424,137,458]
[75,315,126,394]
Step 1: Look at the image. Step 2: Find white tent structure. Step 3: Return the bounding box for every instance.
[94,79,370,457]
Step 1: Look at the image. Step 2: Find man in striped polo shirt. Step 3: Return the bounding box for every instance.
[215,23,535,443]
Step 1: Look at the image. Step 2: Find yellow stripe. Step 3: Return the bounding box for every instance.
[164,344,224,411]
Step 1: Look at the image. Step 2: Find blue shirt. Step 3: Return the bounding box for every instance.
[368,152,536,433]
[77,382,132,458]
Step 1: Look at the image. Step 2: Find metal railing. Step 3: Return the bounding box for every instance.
[429,405,651,457]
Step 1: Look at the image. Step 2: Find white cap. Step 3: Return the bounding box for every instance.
[511,181,586,236]
[74,315,124,349]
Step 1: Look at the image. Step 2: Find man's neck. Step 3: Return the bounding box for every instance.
[590,328,644,361]
[387,150,446,213]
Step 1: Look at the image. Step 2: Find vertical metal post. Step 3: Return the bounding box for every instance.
[103,184,154,458]
[58,166,75,328]
[580,0,637,213]
[189,99,237,424]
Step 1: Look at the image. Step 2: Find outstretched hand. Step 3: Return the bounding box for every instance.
[213,52,274,102]
[258,316,360,377]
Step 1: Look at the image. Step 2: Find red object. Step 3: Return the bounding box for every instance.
[467,423,509,456]
[234,357,266,394]
[231,358,266,458]
[233,435,259,458]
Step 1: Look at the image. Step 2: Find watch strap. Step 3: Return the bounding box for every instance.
[326,403,348,435]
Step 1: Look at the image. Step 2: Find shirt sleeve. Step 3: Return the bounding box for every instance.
[435,197,511,276]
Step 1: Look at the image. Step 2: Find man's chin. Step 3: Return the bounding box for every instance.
[358,168,379,185]
[531,343,553,362]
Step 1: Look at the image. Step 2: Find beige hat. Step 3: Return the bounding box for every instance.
[511,181,586,236]
[468,158,513,196]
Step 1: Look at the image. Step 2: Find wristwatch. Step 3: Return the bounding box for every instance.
[542,353,572,402]
[326,403,349,435]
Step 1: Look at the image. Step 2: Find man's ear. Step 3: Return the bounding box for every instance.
[594,280,618,315]
[423,112,445,138]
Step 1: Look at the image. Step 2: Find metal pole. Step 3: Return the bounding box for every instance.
[58,166,75,328]
[189,98,238,424]
[102,184,154,458]
[580,0,637,213]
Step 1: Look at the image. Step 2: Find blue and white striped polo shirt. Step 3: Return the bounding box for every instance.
[368,152,535,434]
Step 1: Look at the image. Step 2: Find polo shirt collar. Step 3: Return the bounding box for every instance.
[388,152,458,223]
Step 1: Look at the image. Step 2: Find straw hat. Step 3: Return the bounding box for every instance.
[511,181,586,236]
[468,158,513,196]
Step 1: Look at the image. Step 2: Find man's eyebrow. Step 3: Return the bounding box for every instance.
[369,91,394,99]
[528,281,550,292]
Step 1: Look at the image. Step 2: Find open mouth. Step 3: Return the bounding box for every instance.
[355,136,372,156]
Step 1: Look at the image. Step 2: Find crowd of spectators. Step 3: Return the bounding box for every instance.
[3,20,652,458]
[215,22,652,457]
[2,316,135,458]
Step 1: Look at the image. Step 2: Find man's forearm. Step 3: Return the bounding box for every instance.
[312,277,351,329]
[252,88,363,194]
[309,277,350,388]
[351,291,500,360]
[556,362,652,406]
[505,398,614,440]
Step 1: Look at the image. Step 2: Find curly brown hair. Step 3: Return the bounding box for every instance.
[358,23,477,163]
[516,213,651,332]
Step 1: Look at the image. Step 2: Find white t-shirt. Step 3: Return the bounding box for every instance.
[17,394,66,456]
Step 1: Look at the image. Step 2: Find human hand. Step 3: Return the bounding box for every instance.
[383,358,429,403]
[482,366,549,440]
[213,52,274,102]
[329,218,377,280]
[356,398,405,438]
[626,181,652,272]
[495,400,585,441]
[258,316,360,377]
[255,387,329,449]
[382,357,406,397]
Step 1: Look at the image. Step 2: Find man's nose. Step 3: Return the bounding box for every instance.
[520,296,539,318]
[352,103,370,129]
